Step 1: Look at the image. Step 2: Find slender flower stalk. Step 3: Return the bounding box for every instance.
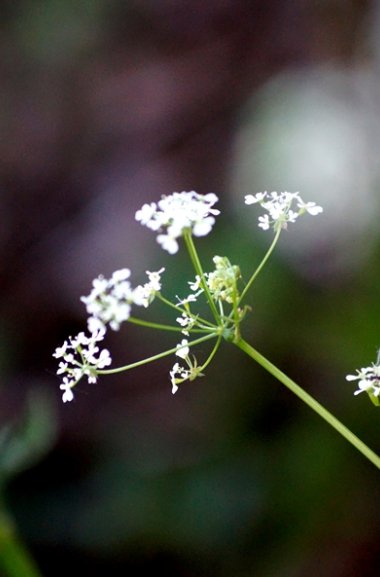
[127,316,210,333]
[97,332,219,376]
[235,338,380,469]
[238,227,281,304]
[157,294,216,329]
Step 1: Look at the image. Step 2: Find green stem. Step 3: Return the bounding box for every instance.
[98,332,218,375]
[235,337,380,469]
[157,294,216,328]
[199,333,223,372]
[183,232,221,324]
[239,228,281,304]
[128,316,210,333]
[0,509,42,577]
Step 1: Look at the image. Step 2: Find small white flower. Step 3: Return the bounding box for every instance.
[177,294,198,306]
[136,191,220,254]
[70,332,90,348]
[57,361,68,375]
[87,316,106,334]
[53,341,69,358]
[176,339,190,359]
[60,378,75,403]
[176,312,197,335]
[135,202,157,226]
[111,268,131,283]
[192,216,215,237]
[170,362,191,394]
[176,314,190,327]
[258,214,270,230]
[244,192,266,205]
[146,269,164,292]
[84,346,112,369]
[189,275,202,292]
[297,200,323,216]
[157,234,179,255]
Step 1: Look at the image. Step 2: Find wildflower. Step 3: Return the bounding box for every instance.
[244,191,323,232]
[135,191,220,254]
[81,268,163,331]
[53,329,111,402]
[346,363,380,405]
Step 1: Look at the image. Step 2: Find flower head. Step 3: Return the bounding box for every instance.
[244,191,322,232]
[136,191,220,254]
[346,362,380,406]
[81,269,133,331]
[207,256,240,303]
[81,268,164,331]
[53,328,111,402]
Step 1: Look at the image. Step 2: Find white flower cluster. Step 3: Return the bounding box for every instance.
[244,191,323,232]
[53,330,111,402]
[81,267,164,332]
[54,267,164,402]
[346,363,380,404]
[135,191,220,254]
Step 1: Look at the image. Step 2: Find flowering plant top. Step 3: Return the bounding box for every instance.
[53,190,380,470]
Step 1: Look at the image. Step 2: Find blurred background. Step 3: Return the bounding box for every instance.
[1,1,380,576]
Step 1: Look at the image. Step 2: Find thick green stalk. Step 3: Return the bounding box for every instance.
[235,337,380,469]
[0,509,42,577]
